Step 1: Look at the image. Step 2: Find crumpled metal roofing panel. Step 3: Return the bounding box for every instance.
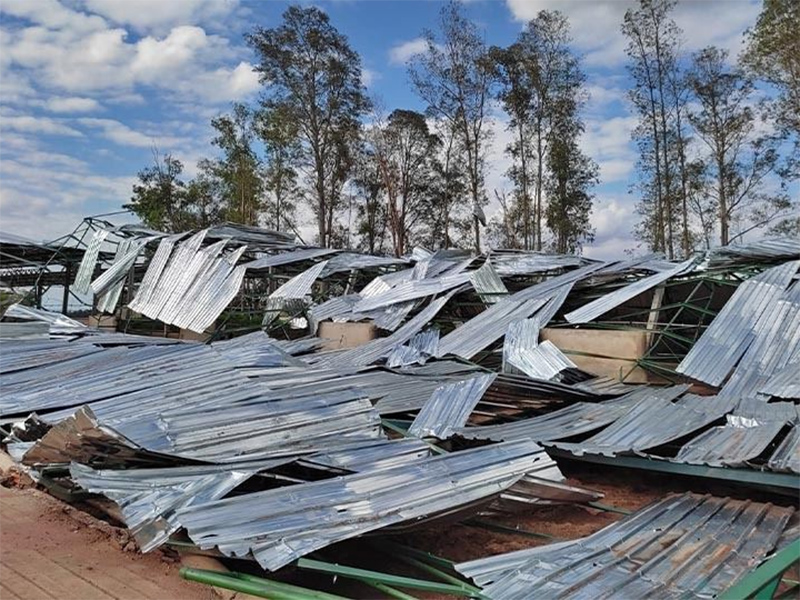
[386,329,439,368]
[708,236,800,268]
[469,260,507,304]
[127,233,184,314]
[319,252,407,277]
[177,440,548,571]
[719,281,800,399]
[160,388,384,462]
[353,271,471,312]
[677,260,799,386]
[0,343,230,416]
[73,228,109,294]
[318,287,464,369]
[457,492,795,600]
[507,339,576,381]
[408,373,497,438]
[453,386,670,443]
[3,303,86,331]
[760,361,800,399]
[302,438,432,472]
[768,424,800,473]
[70,461,274,552]
[565,258,696,324]
[130,231,249,334]
[673,415,788,468]
[489,252,584,276]
[437,262,606,360]
[551,387,731,457]
[242,247,338,270]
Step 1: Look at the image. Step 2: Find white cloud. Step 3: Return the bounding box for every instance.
[1,0,107,34]
[1,5,256,105]
[1,114,83,137]
[76,118,184,148]
[45,96,102,113]
[80,0,240,34]
[581,116,638,184]
[505,0,760,67]
[362,68,379,87]
[389,38,429,65]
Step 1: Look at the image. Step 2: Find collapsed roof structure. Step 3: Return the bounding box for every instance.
[1,217,798,599]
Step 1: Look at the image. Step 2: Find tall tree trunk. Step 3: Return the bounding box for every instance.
[535,122,544,251]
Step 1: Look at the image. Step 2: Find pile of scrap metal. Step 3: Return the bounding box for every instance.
[1,232,799,599]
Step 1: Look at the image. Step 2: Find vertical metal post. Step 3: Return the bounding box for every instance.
[61,263,72,314]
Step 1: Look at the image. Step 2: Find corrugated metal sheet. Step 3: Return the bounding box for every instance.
[437,263,606,360]
[160,389,384,462]
[768,424,800,473]
[319,252,407,277]
[408,373,497,438]
[242,247,338,270]
[3,303,86,331]
[502,317,540,373]
[353,271,471,312]
[457,492,795,600]
[760,360,800,399]
[0,321,50,338]
[131,231,249,333]
[565,258,696,324]
[489,251,584,276]
[551,387,730,457]
[70,461,276,551]
[127,233,184,314]
[301,438,432,472]
[91,237,151,297]
[677,260,799,386]
[386,329,439,367]
[470,260,507,304]
[262,260,328,325]
[177,440,548,571]
[1,343,239,416]
[719,281,800,399]
[73,228,109,294]
[708,236,800,267]
[318,287,465,369]
[673,398,795,467]
[507,339,577,381]
[453,386,672,443]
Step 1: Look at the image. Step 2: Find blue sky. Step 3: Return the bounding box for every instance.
[0,0,772,258]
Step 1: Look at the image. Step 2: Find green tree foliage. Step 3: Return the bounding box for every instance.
[546,120,598,254]
[256,104,301,234]
[688,46,793,245]
[742,0,800,139]
[370,109,441,257]
[125,151,212,232]
[409,0,491,252]
[490,10,592,252]
[623,0,691,258]
[247,5,370,247]
[203,103,263,226]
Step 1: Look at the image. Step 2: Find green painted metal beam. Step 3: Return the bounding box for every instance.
[719,539,800,600]
[179,567,347,600]
[296,558,487,598]
[547,448,800,493]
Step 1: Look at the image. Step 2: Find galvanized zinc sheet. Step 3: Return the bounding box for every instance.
[507,340,577,381]
[453,386,670,443]
[565,258,696,324]
[457,492,795,600]
[408,373,497,438]
[73,228,109,294]
[177,440,548,571]
[676,260,799,386]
